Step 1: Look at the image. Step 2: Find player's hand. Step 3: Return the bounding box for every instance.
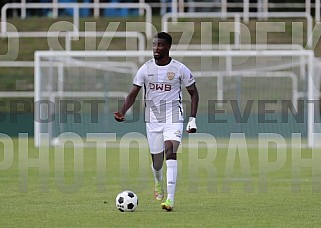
[186,117,197,133]
[114,112,125,122]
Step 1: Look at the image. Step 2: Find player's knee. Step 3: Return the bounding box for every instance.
[165,151,176,160]
[153,161,163,171]
[152,152,164,170]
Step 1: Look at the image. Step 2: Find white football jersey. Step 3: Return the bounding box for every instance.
[133,58,195,123]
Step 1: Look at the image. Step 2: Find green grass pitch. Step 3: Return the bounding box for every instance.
[0,137,321,227]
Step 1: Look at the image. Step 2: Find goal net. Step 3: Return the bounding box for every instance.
[34,52,137,146]
[34,49,320,147]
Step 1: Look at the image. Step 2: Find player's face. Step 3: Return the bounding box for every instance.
[152,38,170,60]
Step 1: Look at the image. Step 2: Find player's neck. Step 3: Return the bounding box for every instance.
[155,57,171,66]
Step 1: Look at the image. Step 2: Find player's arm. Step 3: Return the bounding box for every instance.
[186,82,199,133]
[114,84,141,122]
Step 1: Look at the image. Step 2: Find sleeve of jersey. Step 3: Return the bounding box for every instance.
[133,65,146,87]
[181,65,195,87]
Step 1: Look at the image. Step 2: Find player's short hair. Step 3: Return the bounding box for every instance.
[154,32,172,45]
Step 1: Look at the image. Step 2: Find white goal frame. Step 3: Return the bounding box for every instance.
[34,49,316,147]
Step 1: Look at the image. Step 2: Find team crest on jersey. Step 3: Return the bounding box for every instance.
[167,72,175,80]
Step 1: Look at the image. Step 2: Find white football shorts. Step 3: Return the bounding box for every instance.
[146,122,183,154]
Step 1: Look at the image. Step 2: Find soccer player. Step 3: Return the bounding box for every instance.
[114,32,199,211]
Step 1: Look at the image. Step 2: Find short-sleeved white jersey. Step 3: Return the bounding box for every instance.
[133,58,195,123]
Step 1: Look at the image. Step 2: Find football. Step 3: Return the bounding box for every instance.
[115,190,138,212]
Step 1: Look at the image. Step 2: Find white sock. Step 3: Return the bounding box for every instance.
[166,160,177,204]
[151,163,163,184]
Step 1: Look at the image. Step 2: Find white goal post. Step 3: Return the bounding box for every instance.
[34,49,318,147]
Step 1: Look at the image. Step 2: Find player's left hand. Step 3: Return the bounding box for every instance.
[186,117,197,133]
[114,112,125,122]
